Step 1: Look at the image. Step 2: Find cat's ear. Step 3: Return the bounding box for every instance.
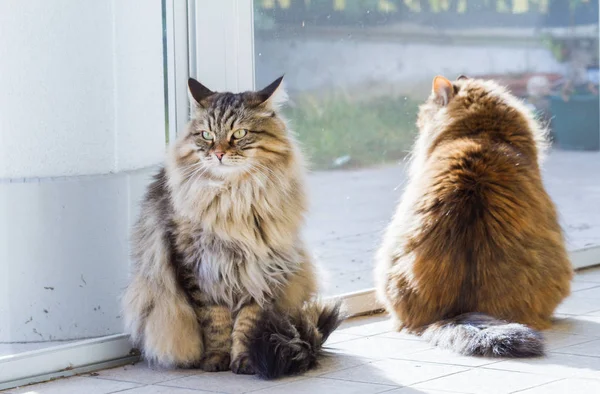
[188,78,214,108]
[457,74,469,81]
[432,75,454,106]
[255,75,287,109]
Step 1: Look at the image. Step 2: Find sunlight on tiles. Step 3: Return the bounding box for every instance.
[7,268,600,394]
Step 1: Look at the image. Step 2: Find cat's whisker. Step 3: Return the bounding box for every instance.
[188,166,209,182]
[177,161,210,185]
[180,162,205,178]
[252,163,286,188]
[181,165,201,178]
[246,169,267,190]
[182,161,205,172]
[251,167,277,190]
[254,162,282,179]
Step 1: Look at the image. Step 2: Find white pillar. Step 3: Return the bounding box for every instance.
[0,0,166,342]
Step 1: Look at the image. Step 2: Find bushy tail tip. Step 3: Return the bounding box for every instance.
[422,312,545,358]
[248,299,346,379]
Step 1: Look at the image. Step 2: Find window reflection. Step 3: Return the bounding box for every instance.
[254,0,600,294]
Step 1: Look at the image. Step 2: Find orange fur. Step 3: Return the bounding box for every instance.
[376,76,573,336]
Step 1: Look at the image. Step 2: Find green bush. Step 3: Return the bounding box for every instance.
[286,94,419,169]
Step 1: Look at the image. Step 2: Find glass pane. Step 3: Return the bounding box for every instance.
[254,0,600,295]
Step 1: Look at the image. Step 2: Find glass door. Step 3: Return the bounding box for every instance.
[252,0,600,298]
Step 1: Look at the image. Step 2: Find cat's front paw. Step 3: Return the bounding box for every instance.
[201,351,231,372]
[230,353,255,375]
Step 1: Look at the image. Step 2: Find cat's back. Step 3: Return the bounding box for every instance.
[419,135,569,323]
[412,79,545,236]
[424,135,545,236]
[377,76,571,331]
[415,97,566,257]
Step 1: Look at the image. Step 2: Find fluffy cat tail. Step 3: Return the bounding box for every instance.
[422,313,545,358]
[248,299,347,379]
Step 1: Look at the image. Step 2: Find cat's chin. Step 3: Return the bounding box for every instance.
[207,163,246,178]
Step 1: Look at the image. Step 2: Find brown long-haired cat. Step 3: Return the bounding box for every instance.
[375,75,573,357]
[122,76,344,379]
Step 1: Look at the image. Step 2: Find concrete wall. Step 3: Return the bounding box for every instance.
[255,36,565,97]
[0,0,165,179]
[0,0,165,342]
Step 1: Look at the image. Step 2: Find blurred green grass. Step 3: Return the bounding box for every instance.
[285,94,419,170]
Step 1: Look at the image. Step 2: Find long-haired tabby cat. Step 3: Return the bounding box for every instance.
[122,76,344,379]
[376,75,573,357]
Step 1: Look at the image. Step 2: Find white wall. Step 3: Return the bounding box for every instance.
[0,0,167,342]
[0,0,165,179]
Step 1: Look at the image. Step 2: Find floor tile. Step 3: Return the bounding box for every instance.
[9,305,600,394]
[585,309,600,317]
[571,285,600,299]
[517,378,600,393]
[551,313,572,321]
[543,330,598,350]
[571,281,600,292]
[555,296,600,315]
[328,336,433,360]
[8,377,140,394]
[413,368,560,394]
[325,332,362,345]
[159,372,303,394]
[553,338,600,358]
[251,377,395,394]
[485,351,600,380]
[385,388,471,394]
[304,351,373,377]
[549,315,600,337]
[390,347,502,367]
[320,358,468,387]
[575,270,600,283]
[338,316,394,336]
[90,362,200,385]
[374,330,427,342]
[119,385,216,394]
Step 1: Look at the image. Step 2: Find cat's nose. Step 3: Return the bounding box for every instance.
[215,152,225,161]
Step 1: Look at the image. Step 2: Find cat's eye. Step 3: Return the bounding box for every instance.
[232,129,248,139]
[201,131,214,140]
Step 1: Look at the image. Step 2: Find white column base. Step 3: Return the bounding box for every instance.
[0,167,158,342]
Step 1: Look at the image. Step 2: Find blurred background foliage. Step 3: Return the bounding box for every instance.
[255,0,598,29]
[254,0,599,169]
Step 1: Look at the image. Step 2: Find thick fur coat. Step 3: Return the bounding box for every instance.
[376,75,573,357]
[122,77,344,378]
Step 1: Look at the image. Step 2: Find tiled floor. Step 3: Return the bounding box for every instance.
[6,267,600,394]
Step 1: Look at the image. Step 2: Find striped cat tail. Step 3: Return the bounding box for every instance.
[422,312,545,358]
[248,299,346,379]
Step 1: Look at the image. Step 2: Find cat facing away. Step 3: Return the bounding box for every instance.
[122,76,344,379]
[376,75,573,357]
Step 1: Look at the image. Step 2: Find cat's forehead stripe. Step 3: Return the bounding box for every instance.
[207,93,245,131]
